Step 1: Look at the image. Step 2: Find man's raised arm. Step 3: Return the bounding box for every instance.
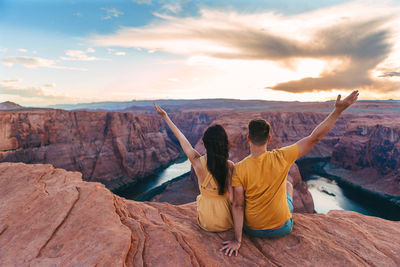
[296,90,359,158]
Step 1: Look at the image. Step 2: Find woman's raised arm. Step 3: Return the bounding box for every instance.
[154,102,201,163]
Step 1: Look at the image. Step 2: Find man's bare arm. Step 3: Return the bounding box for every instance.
[220,186,244,256]
[296,90,359,158]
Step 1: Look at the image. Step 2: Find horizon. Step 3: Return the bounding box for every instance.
[3,97,400,111]
[1,0,400,107]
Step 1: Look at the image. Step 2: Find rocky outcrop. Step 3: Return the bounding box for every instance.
[1,162,400,266]
[0,109,181,190]
[0,101,22,110]
[330,120,400,200]
[151,174,199,205]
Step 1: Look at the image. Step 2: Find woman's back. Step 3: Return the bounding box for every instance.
[196,156,233,232]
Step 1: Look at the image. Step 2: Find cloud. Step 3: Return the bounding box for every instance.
[379,71,400,77]
[74,12,82,17]
[101,8,123,20]
[2,79,21,83]
[44,83,56,87]
[167,77,180,82]
[17,48,28,53]
[0,47,7,53]
[106,48,126,56]
[2,56,87,71]
[132,0,152,4]
[93,2,400,93]
[60,50,105,61]
[162,3,182,13]
[0,82,70,101]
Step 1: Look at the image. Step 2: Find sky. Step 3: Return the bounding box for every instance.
[0,0,399,107]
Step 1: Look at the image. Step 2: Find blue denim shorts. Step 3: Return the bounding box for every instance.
[243,193,293,238]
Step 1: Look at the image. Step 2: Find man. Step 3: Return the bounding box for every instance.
[220,90,359,256]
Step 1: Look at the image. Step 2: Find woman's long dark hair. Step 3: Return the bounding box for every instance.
[202,124,229,195]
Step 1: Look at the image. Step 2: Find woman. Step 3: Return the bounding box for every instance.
[154,103,233,232]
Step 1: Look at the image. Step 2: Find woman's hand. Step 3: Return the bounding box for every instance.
[154,102,167,118]
[220,240,241,256]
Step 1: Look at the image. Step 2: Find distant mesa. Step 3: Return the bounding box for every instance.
[0,101,23,110]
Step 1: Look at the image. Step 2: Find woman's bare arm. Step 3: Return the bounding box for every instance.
[154,103,205,180]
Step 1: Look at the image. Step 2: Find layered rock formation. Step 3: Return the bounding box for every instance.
[0,109,181,190]
[1,162,399,266]
[330,118,400,202]
[169,112,218,145]
[0,101,22,110]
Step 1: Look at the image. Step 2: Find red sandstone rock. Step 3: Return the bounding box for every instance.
[330,119,400,199]
[1,162,399,266]
[0,109,181,190]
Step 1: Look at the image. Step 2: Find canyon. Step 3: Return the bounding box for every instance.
[0,108,181,190]
[1,100,399,266]
[1,162,399,266]
[1,100,399,210]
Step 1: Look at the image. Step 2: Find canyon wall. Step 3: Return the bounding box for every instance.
[0,109,181,190]
[169,111,218,145]
[330,119,400,201]
[1,162,399,266]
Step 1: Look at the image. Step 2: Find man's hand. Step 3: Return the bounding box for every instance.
[334,90,359,112]
[220,240,241,257]
[154,102,167,118]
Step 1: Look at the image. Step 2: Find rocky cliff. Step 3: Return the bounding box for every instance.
[1,163,399,266]
[330,119,400,201]
[0,109,181,190]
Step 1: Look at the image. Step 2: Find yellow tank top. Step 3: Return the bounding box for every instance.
[196,156,233,232]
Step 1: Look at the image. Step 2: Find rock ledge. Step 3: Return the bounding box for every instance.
[0,162,399,266]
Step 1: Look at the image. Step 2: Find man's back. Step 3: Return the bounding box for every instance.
[232,144,298,230]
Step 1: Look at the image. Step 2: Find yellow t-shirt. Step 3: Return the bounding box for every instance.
[232,144,298,230]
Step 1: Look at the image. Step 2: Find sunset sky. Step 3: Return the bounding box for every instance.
[1,0,399,107]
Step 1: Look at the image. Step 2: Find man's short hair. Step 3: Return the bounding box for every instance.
[248,118,270,146]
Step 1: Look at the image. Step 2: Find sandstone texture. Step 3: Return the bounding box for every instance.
[151,174,199,205]
[1,162,400,267]
[330,118,400,201]
[0,109,181,190]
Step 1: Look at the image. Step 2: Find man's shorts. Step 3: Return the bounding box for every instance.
[243,193,293,238]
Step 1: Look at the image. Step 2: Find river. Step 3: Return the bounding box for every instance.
[307,175,389,217]
[114,158,399,221]
[114,158,192,201]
